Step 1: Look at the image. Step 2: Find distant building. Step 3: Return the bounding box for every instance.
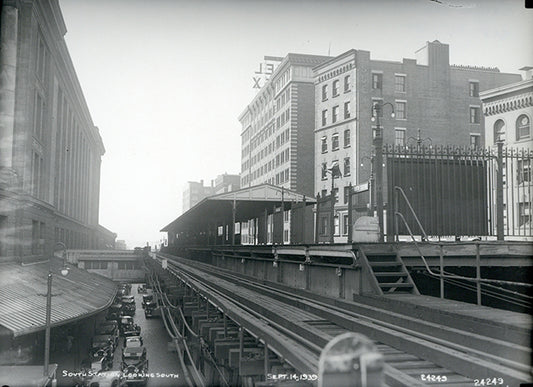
[0,0,115,261]
[214,173,240,194]
[115,240,127,250]
[182,180,215,212]
[480,67,533,236]
[314,40,522,242]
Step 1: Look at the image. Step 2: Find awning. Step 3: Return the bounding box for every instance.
[161,183,316,231]
[0,258,117,337]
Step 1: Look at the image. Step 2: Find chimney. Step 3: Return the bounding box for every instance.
[519,66,533,80]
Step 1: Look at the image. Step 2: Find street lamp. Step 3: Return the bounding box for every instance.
[407,128,432,150]
[43,243,69,377]
[360,156,374,216]
[371,102,395,242]
[326,161,342,243]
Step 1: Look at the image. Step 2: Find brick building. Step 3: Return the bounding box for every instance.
[239,53,330,243]
[314,41,521,242]
[0,0,114,260]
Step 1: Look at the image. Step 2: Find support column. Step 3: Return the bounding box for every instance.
[0,4,19,176]
[496,141,504,240]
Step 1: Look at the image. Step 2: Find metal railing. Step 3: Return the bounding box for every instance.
[393,186,531,305]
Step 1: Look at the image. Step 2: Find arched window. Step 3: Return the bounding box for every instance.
[493,119,505,143]
[516,114,531,140]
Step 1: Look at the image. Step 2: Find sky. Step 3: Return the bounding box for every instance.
[58,0,533,248]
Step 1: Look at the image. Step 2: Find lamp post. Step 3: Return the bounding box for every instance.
[371,102,395,242]
[326,162,342,243]
[407,129,432,150]
[43,242,69,377]
[495,130,505,240]
[360,156,374,217]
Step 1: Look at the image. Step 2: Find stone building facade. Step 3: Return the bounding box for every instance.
[314,41,522,242]
[0,0,114,261]
[480,68,533,237]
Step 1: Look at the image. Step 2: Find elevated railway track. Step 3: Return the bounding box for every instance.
[147,252,532,386]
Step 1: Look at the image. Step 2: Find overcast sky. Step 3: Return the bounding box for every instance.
[58,0,532,248]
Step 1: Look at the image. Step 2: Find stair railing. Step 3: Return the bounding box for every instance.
[393,186,531,304]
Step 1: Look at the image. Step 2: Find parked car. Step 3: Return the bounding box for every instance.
[141,294,153,309]
[144,301,160,318]
[89,346,113,372]
[78,370,127,387]
[91,335,115,352]
[119,316,141,337]
[124,336,143,348]
[96,323,119,347]
[137,285,147,294]
[106,303,123,320]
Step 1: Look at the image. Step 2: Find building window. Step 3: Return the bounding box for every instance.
[321,189,327,198]
[322,84,328,101]
[322,109,328,126]
[334,215,340,236]
[372,73,382,90]
[395,75,406,93]
[332,106,339,123]
[344,101,351,119]
[342,214,349,236]
[344,75,351,92]
[518,160,531,184]
[395,129,405,146]
[372,100,383,119]
[396,101,406,119]
[321,162,327,180]
[320,216,328,235]
[333,80,339,97]
[516,115,530,140]
[470,106,481,124]
[493,119,505,144]
[470,134,480,149]
[343,157,350,176]
[344,186,350,204]
[118,261,138,270]
[332,133,339,150]
[344,129,350,147]
[85,261,108,270]
[34,93,45,139]
[519,202,531,227]
[469,81,479,97]
[321,136,327,153]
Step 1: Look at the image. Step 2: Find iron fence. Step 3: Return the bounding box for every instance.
[384,144,532,240]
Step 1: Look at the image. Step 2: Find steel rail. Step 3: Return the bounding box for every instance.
[160,254,532,385]
[161,258,431,387]
[160,261,320,375]
[191,258,531,372]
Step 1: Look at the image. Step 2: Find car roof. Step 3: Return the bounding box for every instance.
[123,346,144,354]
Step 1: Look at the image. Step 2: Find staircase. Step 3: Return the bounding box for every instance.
[359,250,419,295]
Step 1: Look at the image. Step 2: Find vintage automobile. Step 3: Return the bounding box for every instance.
[121,296,136,315]
[141,294,153,309]
[119,316,141,337]
[77,369,127,387]
[88,346,113,372]
[91,335,115,352]
[118,283,131,295]
[124,335,143,348]
[137,285,147,294]
[106,303,123,320]
[122,346,148,385]
[144,301,161,318]
[96,323,119,347]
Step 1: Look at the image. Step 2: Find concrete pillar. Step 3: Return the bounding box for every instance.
[0,4,18,170]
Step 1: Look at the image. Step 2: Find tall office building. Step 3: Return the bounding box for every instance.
[0,0,114,260]
[314,41,522,242]
[239,53,331,197]
[182,180,215,212]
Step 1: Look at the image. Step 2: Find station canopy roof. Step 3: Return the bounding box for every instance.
[0,257,117,338]
[161,184,315,232]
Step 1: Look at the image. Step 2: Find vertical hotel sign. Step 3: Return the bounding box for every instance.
[252,56,283,90]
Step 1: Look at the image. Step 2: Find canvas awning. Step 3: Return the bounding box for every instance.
[0,257,117,337]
